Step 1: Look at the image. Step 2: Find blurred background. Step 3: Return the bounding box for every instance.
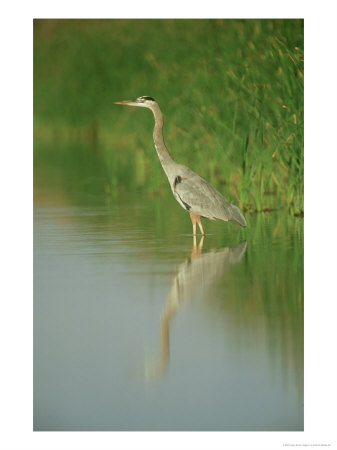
[33,19,304,431]
[34,19,303,215]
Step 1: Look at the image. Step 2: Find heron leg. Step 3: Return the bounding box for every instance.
[189,211,197,235]
[189,211,205,236]
[197,218,205,236]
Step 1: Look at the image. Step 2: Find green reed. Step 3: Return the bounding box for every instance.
[34,19,303,215]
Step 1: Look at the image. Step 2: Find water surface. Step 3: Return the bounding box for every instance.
[34,152,303,431]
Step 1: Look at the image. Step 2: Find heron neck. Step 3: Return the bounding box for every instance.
[151,104,175,172]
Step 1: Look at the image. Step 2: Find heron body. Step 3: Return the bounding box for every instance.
[115,96,247,234]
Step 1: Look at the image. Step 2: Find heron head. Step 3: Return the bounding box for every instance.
[114,96,156,108]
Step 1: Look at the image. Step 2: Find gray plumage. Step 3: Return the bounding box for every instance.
[115,96,247,234]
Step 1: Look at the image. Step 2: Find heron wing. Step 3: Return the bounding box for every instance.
[174,167,233,221]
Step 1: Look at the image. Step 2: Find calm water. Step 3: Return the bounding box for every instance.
[33,158,303,431]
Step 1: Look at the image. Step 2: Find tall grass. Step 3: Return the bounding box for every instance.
[34,19,304,215]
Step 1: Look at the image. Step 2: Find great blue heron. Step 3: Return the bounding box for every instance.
[115,96,247,235]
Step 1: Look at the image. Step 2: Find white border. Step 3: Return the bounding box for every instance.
[1,1,337,449]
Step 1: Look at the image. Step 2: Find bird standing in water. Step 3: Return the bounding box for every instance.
[115,96,246,235]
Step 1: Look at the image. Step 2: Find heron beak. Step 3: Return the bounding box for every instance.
[114,100,140,106]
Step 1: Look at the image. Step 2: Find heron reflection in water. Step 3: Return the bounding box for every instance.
[145,238,247,379]
[115,96,247,235]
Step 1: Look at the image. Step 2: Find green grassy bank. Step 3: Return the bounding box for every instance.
[34,19,304,215]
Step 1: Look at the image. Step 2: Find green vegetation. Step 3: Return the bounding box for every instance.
[34,19,304,215]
